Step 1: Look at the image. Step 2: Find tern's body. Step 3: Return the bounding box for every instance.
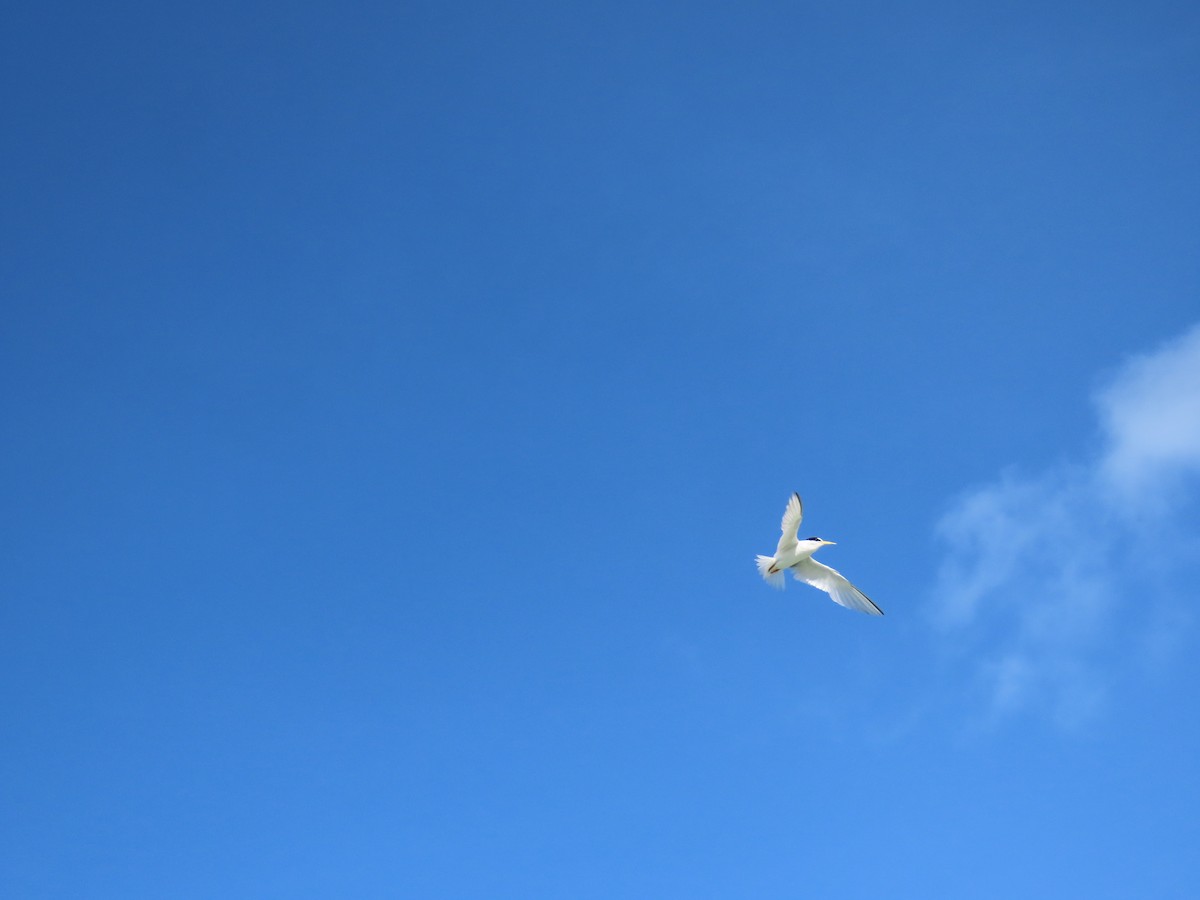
[755,493,883,616]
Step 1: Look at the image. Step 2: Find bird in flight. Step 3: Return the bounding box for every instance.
[755,493,883,616]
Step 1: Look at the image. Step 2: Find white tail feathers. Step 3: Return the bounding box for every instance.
[756,555,786,590]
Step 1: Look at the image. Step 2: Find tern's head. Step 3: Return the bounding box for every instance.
[804,536,836,546]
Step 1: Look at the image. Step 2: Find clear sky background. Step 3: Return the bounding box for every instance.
[4,1,1200,897]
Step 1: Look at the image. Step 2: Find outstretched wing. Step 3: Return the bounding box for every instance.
[775,492,804,555]
[791,557,883,616]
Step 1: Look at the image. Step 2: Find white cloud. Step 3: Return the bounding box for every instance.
[1098,323,1200,500]
[931,323,1200,727]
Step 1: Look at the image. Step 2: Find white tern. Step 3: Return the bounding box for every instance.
[755,493,883,616]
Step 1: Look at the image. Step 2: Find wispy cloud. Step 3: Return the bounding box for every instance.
[931,323,1200,727]
[1098,324,1200,502]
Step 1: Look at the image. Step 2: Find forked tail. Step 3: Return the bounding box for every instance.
[756,554,786,590]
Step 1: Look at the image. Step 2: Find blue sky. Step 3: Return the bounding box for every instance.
[3,1,1200,896]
